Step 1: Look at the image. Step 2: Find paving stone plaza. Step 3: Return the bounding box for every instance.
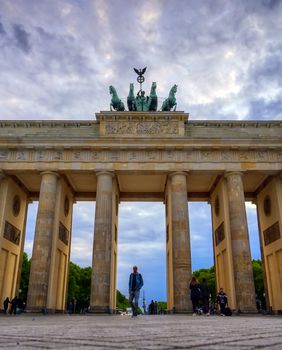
[0,314,282,349]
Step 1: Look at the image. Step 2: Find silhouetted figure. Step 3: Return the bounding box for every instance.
[10,296,18,315]
[3,297,10,314]
[68,301,73,314]
[256,294,262,313]
[200,278,210,315]
[190,276,202,316]
[153,301,158,315]
[149,300,154,315]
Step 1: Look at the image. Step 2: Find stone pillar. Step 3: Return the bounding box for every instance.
[27,171,59,311]
[0,170,6,220]
[170,172,192,312]
[225,172,256,312]
[0,173,28,307]
[90,171,115,313]
[256,173,282,313]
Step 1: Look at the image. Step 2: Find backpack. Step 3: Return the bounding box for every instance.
[225,307,232,316]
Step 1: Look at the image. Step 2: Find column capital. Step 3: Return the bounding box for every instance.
[96,170,115,178]
[224,171,244,179]
[40,171,60,178]
[168,171,189,179]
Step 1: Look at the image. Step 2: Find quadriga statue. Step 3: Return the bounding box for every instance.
[161,84,177,111]
[109,85,125,111]
[127,82,158,112]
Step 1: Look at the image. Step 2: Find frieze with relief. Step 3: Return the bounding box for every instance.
[0,148,282,163]
[105,121,179,136]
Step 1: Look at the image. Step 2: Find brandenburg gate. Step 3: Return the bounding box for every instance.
[0,76,282,314]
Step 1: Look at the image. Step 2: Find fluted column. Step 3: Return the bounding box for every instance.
[0,170,6,216]
[91,171,114,313]
[225,172,256,312]
[27,171,59,311]
[170,172,192,312]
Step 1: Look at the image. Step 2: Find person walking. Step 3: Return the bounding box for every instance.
[216,288,228,316]
[200,278,210,315]
[189,276,202,316]
[128,265,144,317]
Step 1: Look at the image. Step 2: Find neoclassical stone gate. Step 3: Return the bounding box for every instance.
[0,112,281,313]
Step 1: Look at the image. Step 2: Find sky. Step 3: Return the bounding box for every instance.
[1,0,281,304]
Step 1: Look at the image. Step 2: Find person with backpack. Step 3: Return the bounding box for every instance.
[216,288,228,316]
[189,276,202,316]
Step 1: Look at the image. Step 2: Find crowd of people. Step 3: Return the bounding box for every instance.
[128,265,233,317]
[189,276,231,316]
[2,296,26,315]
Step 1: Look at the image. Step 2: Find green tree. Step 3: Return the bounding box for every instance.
[19,252,31,302]
[116,290,131,311]
[19,253,132,313]
[193,266,216,300]
[252,259,265,306]
[67,261,91,313]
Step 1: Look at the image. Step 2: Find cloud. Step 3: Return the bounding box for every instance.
[0,20,6,36]
[12,24,31,53]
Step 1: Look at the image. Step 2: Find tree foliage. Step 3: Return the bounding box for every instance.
[67,261,92,312]
[19,254,130,312]
[193,266,216,300]
[252,259,264,302]
[116,290,131,311]
[19,252,31,302]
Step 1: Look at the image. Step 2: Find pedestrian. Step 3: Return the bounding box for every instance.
[68,301,73,314]
[200,278,210,315]
[153,300,158,315]
[149,300,154,315]
[189,276,202,316]
[10,296,18,315]
[216,288,228,316]
[128,265,144,317]
[3,297,10,314]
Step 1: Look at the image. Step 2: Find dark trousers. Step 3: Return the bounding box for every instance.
[202,297,209,314]
[191,298,199,313]
[219,303,226,315]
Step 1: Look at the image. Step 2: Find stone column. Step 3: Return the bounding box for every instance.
[0,170,6,220]
[225,172,256,312]
[27,171,59,311]
[90,171,114,313]
[170,172,192,312]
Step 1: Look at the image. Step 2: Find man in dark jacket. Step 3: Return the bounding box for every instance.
[128,266,144,317]
[216,288,228,316]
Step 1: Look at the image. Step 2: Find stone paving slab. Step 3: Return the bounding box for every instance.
[0,314,282,349]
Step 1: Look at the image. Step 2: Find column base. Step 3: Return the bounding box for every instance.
[26,307,56,314]
[167,307,192,314]
[89,306,113,314]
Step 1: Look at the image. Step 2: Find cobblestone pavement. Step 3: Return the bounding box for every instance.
[0,314,282,349]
